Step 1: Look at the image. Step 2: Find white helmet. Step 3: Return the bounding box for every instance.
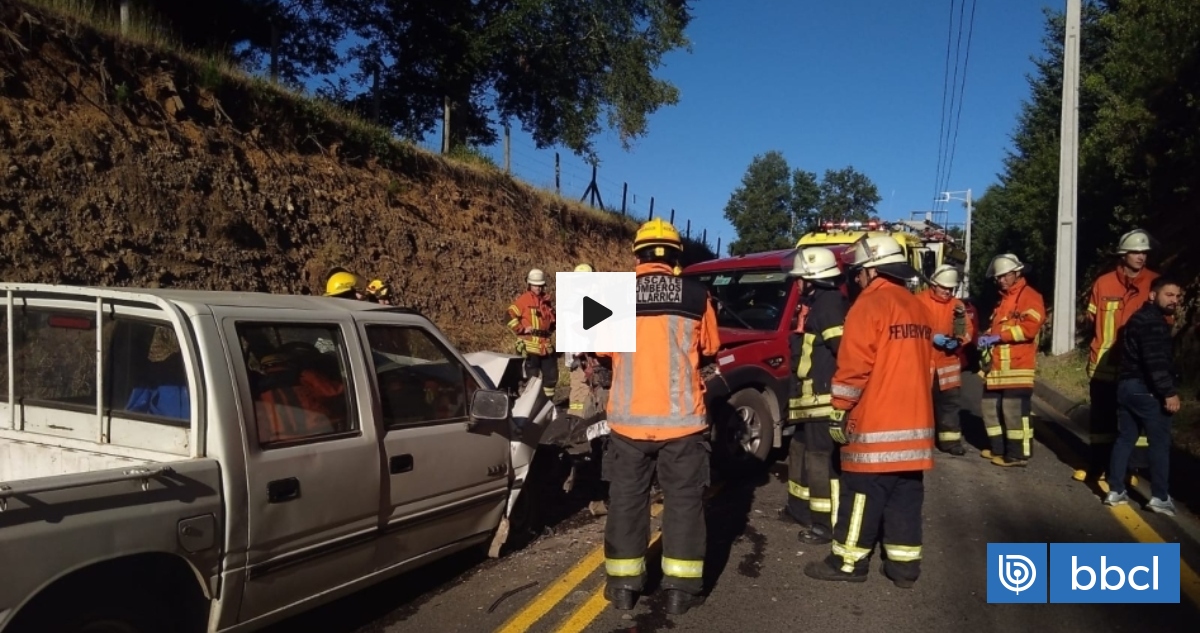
[987,254,1024,278]
[1116,229,1152,254]
[844,235,907,269]
[527,268,547,286]
[574,263,594,273]
[930,264,961,289]
[789,247,841,280]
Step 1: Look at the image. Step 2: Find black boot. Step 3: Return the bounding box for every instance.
[665,589,706,615]
[604,585,637,611]
[804,560,867,583]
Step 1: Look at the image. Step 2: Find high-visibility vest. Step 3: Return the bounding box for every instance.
[596,263,721,441]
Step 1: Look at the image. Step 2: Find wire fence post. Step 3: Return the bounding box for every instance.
[621,183,628,215]
[555,153,561,195]
[504,125,511,174]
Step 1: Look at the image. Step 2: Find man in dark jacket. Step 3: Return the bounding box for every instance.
[1103,276,1184,515]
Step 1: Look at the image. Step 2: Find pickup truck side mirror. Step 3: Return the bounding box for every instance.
[468,389,510,430]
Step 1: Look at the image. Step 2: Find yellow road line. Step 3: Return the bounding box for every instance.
[553,528,665,633]
[1097,480,1200,608]
[494,503,662,633]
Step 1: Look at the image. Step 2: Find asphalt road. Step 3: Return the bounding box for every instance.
[268,375,1200,632]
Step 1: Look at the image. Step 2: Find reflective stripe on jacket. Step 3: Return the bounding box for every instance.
[982,278,1045,390]
[830,277,936,473]
[790,288,848,420]
[917,288,975,391]
[597,263,720,441]
[1086,267,1158,382]
[507,290,556,355]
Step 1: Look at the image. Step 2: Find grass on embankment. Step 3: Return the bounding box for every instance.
[1037,350,1200,459]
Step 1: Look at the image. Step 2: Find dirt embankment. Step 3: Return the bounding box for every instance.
[0,2,683,352]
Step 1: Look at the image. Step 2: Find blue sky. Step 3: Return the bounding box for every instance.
[401,1,1057,255]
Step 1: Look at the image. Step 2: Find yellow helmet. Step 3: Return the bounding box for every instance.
[574,263,594,273]
[325,271,361,297]
[633,218,683,255]
[366,279,391,298]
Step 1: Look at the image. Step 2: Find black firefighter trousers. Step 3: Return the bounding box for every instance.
[824,471,925,583]
[786,419,840,538]
[602,430,710,596]
[523,353,559,399]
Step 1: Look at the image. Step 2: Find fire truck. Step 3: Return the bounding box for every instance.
[684,219,976,468]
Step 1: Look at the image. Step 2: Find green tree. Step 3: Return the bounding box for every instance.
[817,166,881,222]
[723,151,797,256]
[790,169,821,236]
[339,0,694,156]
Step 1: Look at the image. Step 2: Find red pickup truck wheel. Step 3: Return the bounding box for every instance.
[724,389,774,463]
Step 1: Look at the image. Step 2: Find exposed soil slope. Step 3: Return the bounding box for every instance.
[0,2,699,352]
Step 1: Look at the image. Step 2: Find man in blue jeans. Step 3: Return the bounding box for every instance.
[1104,276,1184,515]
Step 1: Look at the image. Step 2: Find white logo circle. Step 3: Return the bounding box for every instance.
[999,554,1037,594]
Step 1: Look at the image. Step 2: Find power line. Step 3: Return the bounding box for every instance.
[936,0,969,215]
[938,0,978,219]
[932,0,958,212]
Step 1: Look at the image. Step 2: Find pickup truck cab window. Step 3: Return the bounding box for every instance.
[234,322,357,447]
[364,325,480,427]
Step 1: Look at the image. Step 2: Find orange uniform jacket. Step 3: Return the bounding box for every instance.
[917,289,976,391]
[507,290,556,356]
[597,263,721,441]
[1086,267,1158,382]
[981,278,1046,390]
[256,369,347,443]
[830,278,936,473]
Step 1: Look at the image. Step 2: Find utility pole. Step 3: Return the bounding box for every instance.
[1051,0,1081,355]
[939,188,973,298]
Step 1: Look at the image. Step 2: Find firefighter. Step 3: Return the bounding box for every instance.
[566,263,596,417]
[976,254,1046,467]
[1076,229,1158,483]
[507,269,558,399]
[917,264,975,456]
[804,234,935,588]
[595,218,720,615]
[781,246,849,546]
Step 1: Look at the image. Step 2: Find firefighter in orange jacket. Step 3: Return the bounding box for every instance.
[507,268,558,399]
[1076,229,1158,483]
[804,234,935,588]
[596,218,720,616]
[917,265,975,456]
[977,254,1046,467]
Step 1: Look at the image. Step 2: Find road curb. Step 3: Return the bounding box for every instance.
[1033,378,1200,531]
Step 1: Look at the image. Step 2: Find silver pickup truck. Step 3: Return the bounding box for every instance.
[0,283,556,633]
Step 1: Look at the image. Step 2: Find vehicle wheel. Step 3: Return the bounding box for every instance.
[12,591,176,633]
[723,389,774,464]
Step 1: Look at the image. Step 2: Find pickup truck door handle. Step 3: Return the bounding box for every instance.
[390,454,414,474]
[267,478,300,503]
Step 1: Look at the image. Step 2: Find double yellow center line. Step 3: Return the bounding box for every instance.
[494,504,663,633]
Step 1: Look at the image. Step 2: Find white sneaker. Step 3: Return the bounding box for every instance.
[1147,497,1177,516]
[1103,490,1129,506]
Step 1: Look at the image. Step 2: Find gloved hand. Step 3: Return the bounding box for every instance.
[829,409,849,445]
[933,333,960,351]
[977,334,1001,348]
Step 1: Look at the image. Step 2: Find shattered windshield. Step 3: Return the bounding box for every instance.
[690,269,793,331]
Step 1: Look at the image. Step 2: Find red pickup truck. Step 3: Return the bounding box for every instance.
[684,247,978,468]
